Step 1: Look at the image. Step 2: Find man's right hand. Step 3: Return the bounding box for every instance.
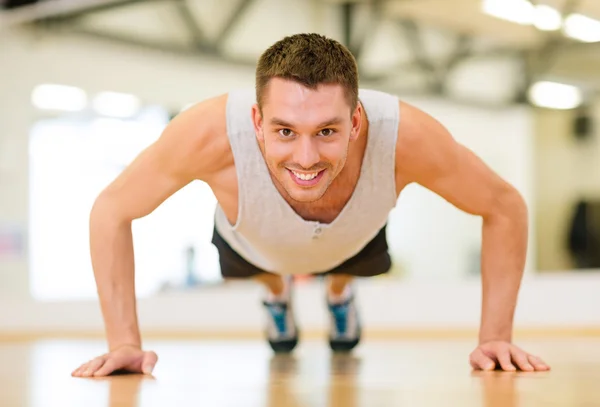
[71,345,158,378]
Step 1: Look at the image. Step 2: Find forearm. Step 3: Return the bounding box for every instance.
[479,193,528,344]
[89,199,141,351]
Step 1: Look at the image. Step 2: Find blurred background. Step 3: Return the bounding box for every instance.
[0,0,599,336]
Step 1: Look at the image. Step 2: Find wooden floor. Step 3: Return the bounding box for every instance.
[1,337,600,406]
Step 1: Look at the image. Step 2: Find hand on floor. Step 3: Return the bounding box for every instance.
[71,344,158,378]
[469,341,550,372]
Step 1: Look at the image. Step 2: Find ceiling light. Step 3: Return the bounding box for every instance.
[564,13,600,42]
[482,0,534,25]
[528,81,582,110]
[533,5,562,31]
[31,84,87,112]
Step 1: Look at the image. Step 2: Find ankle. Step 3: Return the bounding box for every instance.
[266,276,291,303]
[328,284,352,304]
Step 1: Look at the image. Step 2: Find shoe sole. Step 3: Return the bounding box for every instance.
[269,337,299,353]
[329,335,361,353]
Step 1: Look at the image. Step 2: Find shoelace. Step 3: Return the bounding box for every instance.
[266,303,288,334]
[330,303,349,335]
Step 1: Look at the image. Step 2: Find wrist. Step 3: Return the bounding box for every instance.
[106,324,141,352]
[479,332,512,344]
[479,318,513,344]
[109,342,142,352]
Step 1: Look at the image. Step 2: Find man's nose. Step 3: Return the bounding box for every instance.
[293,136,320,170]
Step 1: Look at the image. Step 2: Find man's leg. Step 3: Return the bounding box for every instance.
[324,273,361,352]
[254,273,299,353]
[322,225,392,352]
[254,272,286,298]
[211,228,299,353]
[326,274,353,298]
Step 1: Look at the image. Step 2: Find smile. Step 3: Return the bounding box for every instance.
[292,170,319,180]
[287,168,326,186]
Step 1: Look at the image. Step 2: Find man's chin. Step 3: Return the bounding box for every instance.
[271,169,331,203]
[284,184,327,203]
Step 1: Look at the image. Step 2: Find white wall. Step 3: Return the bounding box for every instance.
[3,273,600,334]
[0,28,598,335]
[0,30,254,302]
[534,101,600,271]
[387,97,535,280]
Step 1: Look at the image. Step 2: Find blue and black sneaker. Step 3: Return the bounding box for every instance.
[262,280,298,353]
[327,291,361,352]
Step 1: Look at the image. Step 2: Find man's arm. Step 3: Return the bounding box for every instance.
[92,94,229,350]
[72,95,229,378]
[395,102,549,372]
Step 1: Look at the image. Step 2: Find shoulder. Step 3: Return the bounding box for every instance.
[393,100,521,217]
[170,92,229,140]
[396,101,452,152]
[394,101,460,183]
[160,92,234,181]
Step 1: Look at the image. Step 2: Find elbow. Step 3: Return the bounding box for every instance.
[90,192,130,228]
[487,185,528,223]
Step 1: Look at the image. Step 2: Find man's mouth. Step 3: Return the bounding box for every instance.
[287,168,326,186]
[291,170,319,180]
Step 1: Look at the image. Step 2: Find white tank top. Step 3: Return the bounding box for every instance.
[214,88,400,275]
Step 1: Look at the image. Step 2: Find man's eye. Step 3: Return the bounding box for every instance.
[279,129,293,137]
[320,128,335,136]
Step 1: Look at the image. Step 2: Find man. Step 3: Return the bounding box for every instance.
[72,33,550,378]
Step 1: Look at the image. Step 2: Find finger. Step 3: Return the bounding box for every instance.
[71,363,85,376]
[528,355,551,371]
[72,364,87,377]
[72,360,95,377]
[510,348,534,372]
[81,357,107,377]
[470,348,496,371]
[72,353,109,377]
[93,359,119,377]
[142,351,158,375]
[496,349,517,372]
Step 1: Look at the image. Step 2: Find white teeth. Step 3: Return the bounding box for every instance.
[292,170,319,181]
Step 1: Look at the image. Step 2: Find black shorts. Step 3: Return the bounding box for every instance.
[211,225,392,279]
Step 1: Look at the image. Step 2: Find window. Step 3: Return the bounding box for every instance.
[29,108,222,301]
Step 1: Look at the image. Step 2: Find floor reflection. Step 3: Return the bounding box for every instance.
[100,373,153,407]
[97,360,523,407]
[472,370,519,407]
[0,338,595,407]
[264,353,363,407]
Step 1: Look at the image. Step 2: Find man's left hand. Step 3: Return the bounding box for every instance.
[469,341,551,372]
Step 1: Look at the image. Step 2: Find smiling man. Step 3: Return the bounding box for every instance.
[72,33,550,378]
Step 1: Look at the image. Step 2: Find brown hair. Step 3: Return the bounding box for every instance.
[255,33,359,113]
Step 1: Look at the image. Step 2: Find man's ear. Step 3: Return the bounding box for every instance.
[252,104,264,141]
[350,102,362,141]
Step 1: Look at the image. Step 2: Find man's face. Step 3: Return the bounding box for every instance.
[252,78,362,203]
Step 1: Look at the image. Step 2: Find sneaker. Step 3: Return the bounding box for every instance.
[327,289,361,352]
[262,278,299,353]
